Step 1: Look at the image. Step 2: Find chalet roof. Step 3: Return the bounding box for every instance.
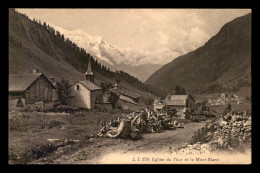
[109,87,140,99]
[77,80,102,91]
[164,95,189,106]
[9,73,56,92]
[119,95,138,105]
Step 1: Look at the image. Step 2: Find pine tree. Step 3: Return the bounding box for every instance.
[56,31,61,37]
[56,78,71,105]
[174,85,187,94]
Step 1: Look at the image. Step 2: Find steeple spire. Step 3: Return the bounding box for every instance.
[85,60,93,75]
[85,60,94,83]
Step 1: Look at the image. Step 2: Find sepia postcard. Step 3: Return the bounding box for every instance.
[8,8,252,164]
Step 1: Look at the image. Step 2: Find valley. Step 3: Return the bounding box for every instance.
[8,9,252,165]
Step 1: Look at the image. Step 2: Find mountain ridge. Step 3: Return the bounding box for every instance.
[145,13,251,93]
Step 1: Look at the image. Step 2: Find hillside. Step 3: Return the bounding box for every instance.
[146,13,251,94]
[9,9,166,101]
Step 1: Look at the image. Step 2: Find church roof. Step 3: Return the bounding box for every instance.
[84,60,93,75]
[77,80,102,91]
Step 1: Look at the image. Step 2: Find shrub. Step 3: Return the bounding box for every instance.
[190,122,217,144]
[31,144,57,160]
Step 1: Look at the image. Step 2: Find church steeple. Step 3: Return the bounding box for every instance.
[85,60,94,83]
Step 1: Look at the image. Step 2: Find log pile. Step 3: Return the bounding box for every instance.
[97,109,184,139]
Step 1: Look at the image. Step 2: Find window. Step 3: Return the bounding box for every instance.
[77,85,79,91]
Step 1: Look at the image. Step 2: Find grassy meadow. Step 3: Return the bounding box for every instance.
[8,105,128,164]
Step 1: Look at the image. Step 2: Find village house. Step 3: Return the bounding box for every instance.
[108,84,140,110]
[109,84,140,103]
[96,83,140,110]
[9,69,57,110]
[67,61,103,109]
[164,94,195,119]
[116,95,139,110]
[164,94,195,111]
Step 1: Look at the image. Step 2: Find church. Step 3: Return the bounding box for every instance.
[67,60,103,109]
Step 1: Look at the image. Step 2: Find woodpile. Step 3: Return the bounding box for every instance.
[97,109,184,139]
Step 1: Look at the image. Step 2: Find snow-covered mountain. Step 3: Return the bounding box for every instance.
[50,24,162,81]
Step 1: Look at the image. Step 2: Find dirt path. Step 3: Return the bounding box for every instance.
[33,121,207,164]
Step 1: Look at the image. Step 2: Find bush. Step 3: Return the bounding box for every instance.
[9,143,58,164]
[31,144,57,160]
[190,123,217,144]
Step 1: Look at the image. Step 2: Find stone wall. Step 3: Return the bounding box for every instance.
[176,115,251,155]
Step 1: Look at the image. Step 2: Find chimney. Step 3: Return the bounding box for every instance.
[33,69,39,73]
[50,76,54,82]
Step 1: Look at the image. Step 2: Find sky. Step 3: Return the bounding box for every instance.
[16,8,251,65]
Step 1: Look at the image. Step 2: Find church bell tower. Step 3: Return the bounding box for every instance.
[85,60,94,83]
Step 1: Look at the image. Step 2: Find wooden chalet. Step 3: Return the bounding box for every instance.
[9,69,57,110]
[108,85,140,110]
